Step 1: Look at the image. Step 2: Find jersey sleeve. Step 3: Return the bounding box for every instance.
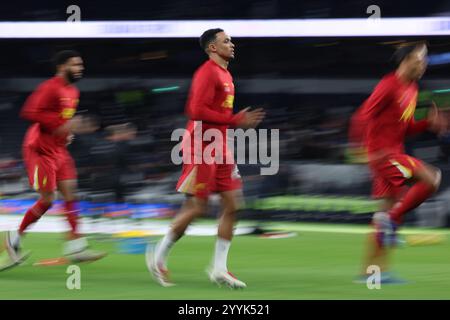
[185,67,243,127]
[20,82,66,132]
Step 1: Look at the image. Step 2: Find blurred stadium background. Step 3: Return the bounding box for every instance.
[1,0,450,299]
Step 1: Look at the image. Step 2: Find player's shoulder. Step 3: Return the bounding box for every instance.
[36,76,62,90]
[373,72,398,93]
[39,77,78,93]
[195,59,219,75]
[29,78,55,97]
[37,77,55,89]
[379,72,397,84]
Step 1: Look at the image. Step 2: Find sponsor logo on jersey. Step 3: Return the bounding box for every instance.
[222,95,234,109]
[61,107,76,119]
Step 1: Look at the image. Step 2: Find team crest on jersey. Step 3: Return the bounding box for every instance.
[60,97,79,107]
[224,83,231,93]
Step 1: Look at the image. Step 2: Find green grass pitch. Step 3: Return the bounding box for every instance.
[1,222,450,300]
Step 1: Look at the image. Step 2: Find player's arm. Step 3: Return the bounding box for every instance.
[408,101,446,136]
[20,83,67,134]
[20,84,82,136]
[185,69,244,127]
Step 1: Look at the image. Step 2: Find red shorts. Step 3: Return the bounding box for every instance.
[176,160,242,199]
[23,147,77,192]
[369,154,424,199]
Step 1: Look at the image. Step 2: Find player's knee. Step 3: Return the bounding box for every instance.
[64,195,77,202]
[190,208,204,218]
[224,200,240,214]
[418,166,441,192]
[40,192,55,206]
[381,198,396,211]
[191,200,207,217]
[423,168,441,193]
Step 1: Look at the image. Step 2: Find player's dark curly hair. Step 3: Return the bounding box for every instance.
[199,28,224,51]
[53,50,81,67]
[391,42,427,69]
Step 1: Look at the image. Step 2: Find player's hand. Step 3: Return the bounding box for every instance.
[73,115,99,134]
[53,115,83,136]
[236,107,266,129]
[66,134,75,146]
[428,101,447,135]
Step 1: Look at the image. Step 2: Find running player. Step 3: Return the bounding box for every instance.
[3,50,106,268]
[146,29,265,288]
[349,42,447,282]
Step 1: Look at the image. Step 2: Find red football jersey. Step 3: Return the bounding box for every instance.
[350,72,428,160]
[21,76,79,156]
[182,59,243,159]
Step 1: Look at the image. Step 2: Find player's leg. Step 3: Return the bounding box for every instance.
[208,164,246,288]
[4,149,56,262]
[5,190,54,258]
[57,152,106,262]
[375,157,440,248]
[389,161,441,225]
[154,195,207,266]
[214,190,242,270]
[208,189,246,288]
[356,167,398,283]
[148,196,208,286]
[358,156,439,284]
[1,188,54,270]
[155,163,212,263]
[148,162,213,286]
[361,196,395,275]
[357,194,410,284]
[57,179,79,240]
[368,155,439,248]
[171,196,208,238]
[19,190,55,236]
[20,150,56,236]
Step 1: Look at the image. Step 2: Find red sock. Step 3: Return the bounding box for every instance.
[19,200,52,235]
[389,182,435,225]
[65,201,80,238]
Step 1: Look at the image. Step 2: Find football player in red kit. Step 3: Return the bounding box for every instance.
[349,43,447,282]
[3,50,105,268]
[147,29,265,288]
